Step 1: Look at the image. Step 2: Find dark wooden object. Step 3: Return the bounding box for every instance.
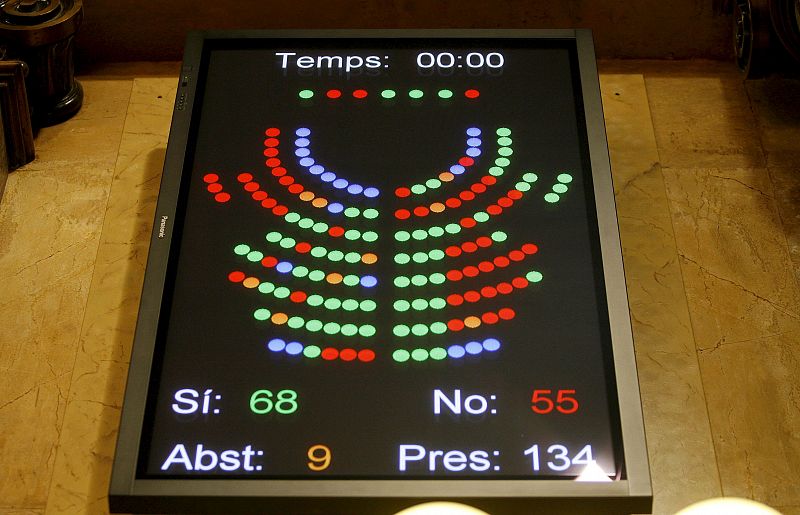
[0,60,34,169]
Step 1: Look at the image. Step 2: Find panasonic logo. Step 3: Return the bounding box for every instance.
[158,215,168,239]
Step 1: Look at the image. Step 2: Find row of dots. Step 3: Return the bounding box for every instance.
[447,276,534,306]
[293,128,380,198]
[254,309,377,337]
[267,338,376,362]
[235,242,377,277]
[393,297,447,312]
[259,256,377,287]
[394,273,447,288]
[259,233,378,263]
[544,173,574,203]
[392,338,501,362]
[445,244,538,282]
[202,173,231,203]
[445,232,506,257]
[447,308,516,332]
[299,88,480,100]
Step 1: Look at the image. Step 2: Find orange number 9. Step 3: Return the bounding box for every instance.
[307,444,331,471]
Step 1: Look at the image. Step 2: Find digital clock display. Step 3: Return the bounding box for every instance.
[111,31,650,514]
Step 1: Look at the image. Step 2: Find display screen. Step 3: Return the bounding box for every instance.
[139,38,623,480]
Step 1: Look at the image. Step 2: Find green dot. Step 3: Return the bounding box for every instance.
[411,184,426,195]
[363,231,378,242]
[308,270,325,281]
[363,208,379,219]
[279,237,296,249]
[411,324,429,336]
[254,308,271,321]
[429,273,446,285]
[428,226,445,237]
[553,183,568,194]
[527,271,543,283]
[323,322,341,335]
[324,297,341,310]
[489,166,505,176]
[359,325,376,337]
[394,276,411,288]
[298,218,314,229]
[497,137,513,146]
[343,275,359,286]
[409,89,424,99]
[307,294,323,306]
[557,173,574,184]
[246,250,264,262]
[273,287,290,299]
[445,223,461,234]
[394,300,411,312]
[411,275,428,287]
[515,181,531,192]
[345,252,361,264]
[411,348,429,361]
[342,299,359,311]
[292,266,309,278]
[234,244,250,255]
[299,89,314,99]
[430,321,448,334]
[498,147,513,157]
[381,89,397,99]
[305,319,323,332]
[429,298,446,309]
[258,282,275,294]
[344,229,361,241]
[285,212,301,223]
[429,249,445,261]
[395,253,411,265]
[265,232,282,243]
[523,172,539,183]
[394,324,410,337]
[438,89,453,99]
[544,192,560,203]
[495,157,510,167]
[328,250,344,262]
[429,347,447,360]
[288,316,305,329]
[473,211,490,223]
[491,231,508,242]
[341,324,358,336]
[312,222,328,233]
[303,345,321,358]
[411,298,428,311]
[311,246,327,258]
[393,349,410,362]
[360,300,377,312]
[412,229,427,241]
[395,231,410,242]
[496,127,511,136]
[412,252,428,264]
[426,178,442,189]
[344,207,360,218]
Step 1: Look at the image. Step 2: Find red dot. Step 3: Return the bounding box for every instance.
[522,243,539,255]
[353,89,368,99]
[340,348,358,361]
[252,191,268,201]
[462,241,478,253]
[459,191,475,201]
[448,319,465,332]
[460,217,477,228]
[482,311,499,324]
[493,256,510,268]
[203,173,219,183]
[445,198,462,208]
[263,147,279,157]
[498,197,513,208]
[481,175,496,186]
[264,137,279,147]
[447,293,464,306]
[486,204,503,215]
[395,187,411,198]
[478,261,494,273]
[498,308,516,320]
[471,183,487,194]
[244,182,260,192]
[261,256,278,268]
[214,192,230,203]
[237,173,253,183]
[509,250,525,262]
[266,158,281,168]
[358,349,376,362]
[288,183,304,194]
[321,348,339,360]
[271,167,287,177]
[445,246,461,257]
[465,89,480,99]
[295,242,311,253]
[463,266,479,277]
[464,290,481,303]
[329,226,345,237]
[447,269,464,281]
[508,189,523,200]
[272,205,288,216]
[261,198,277,209]
[413,206,430,217]
[207,183,223,193]
[228,271,245,282]
[512,277,529,289]
[459,156,475,167]
[476,236,492,248]
[326,89,342,99]
[265,127,280,137]
[278,175,294,186]
[497,282,513,294]
[395,209,411,220]
[290,291,307,303]
[481,286,498,298]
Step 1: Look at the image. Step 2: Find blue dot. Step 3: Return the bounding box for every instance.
[483,338,501,352]
[360,275,378,287]
[332,178,349,189]
[467,127,481,137]
[465,341,483,355]
[285,342,304,355]
[275,261,293,274]
[448,345,466,358]
[295,148,310,157]
[299,157,315,167]
[267,338,286,352]
[466,147,481,157]
[309,165,324,175]
[321,172,336,182]
[467,137,482,147]
[450,164,465,175]
[347,184,364,194]
[363,187,380,198]
[295,128,310,137]
[295,138,310,147]
[327,202,344,214]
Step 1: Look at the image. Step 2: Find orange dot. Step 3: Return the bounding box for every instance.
[312,197,328,208]
[326,273,343,284]
[439,172,455,182]
[242,277,260,289]
[464,316,482,329]
[430,202,445,213]
[299,191,315,201]
[271,312,288,324]
[361,253,378,264]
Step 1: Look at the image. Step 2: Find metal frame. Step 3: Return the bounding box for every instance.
[110,29,651,514]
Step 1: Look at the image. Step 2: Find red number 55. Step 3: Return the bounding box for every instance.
[530,389,579,414]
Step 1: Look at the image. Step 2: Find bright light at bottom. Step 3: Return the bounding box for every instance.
[675,498,783,515]
[394,502,490,515]
[574,460,613,482]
